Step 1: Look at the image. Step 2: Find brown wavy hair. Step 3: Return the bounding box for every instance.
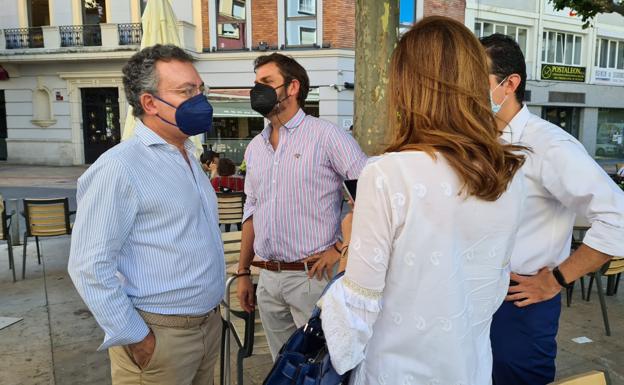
[385,16,526,201]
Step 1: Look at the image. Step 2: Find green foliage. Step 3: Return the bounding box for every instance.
[550,0,624,28]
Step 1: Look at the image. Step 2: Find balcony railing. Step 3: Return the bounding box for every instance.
[118,23,142,45]
[60,24,102,47]
[4,27,43,49]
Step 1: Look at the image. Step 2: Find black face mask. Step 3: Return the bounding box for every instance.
[250,82,289,117]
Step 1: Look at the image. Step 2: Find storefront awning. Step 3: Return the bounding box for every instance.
[212,101,263,118]
[0,66,9,80]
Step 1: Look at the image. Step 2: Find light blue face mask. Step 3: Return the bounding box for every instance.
[490,76,509,114]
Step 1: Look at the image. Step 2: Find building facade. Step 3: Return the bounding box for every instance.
[466,0,624,163]
[0,0,358,165]
[1,0,622,165]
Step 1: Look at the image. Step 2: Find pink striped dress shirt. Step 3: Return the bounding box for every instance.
[243,109,368,262]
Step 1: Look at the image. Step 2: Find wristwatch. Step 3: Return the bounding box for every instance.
[552,266,573,288]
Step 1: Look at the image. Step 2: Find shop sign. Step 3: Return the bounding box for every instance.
[541,64,586,82]
[593,68,624,86]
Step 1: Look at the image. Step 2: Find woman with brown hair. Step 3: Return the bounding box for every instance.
[318,16,527,385]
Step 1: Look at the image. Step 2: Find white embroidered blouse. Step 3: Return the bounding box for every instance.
[319,152,525,385]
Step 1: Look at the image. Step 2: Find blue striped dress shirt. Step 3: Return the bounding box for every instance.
[68,120,225,351]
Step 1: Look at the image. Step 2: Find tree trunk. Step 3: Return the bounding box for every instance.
[354,0,399,155]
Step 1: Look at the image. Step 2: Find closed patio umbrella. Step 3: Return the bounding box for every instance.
[121,0,203,157]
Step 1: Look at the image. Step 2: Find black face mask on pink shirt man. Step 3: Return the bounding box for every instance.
[249,82,290,117]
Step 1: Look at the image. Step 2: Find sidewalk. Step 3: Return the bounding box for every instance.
[1,163,623,384]
[2,236,624,385]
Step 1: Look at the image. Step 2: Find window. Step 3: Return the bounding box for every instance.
[217,0,246,50]
[596,38,624,70]
[541,31,582,66]
[595,108,624,159]
[298,0,315,15]
[27,0,50,27]
[140,0,148,15]
[474,21,528,55]
[286,0,317,46]
[83,0,106,24]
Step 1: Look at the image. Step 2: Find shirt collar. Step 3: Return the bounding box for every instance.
[261,108,307,142]
[501,104,530,144]
[135,119,196,153]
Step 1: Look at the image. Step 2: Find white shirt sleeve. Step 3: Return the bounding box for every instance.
[319,162,401,374]
[541,139,624,257]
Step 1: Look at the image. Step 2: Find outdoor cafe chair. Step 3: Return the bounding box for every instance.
[1,200,16,282]
[549,370,607,385]
[216,192,245,232]
[22,198,74,279]
[219,230,269,385]
[584,257,624,336]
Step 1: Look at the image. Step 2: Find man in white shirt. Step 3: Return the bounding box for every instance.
[481,34,624,385]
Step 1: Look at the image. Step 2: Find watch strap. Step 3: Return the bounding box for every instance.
[552,266,572,288]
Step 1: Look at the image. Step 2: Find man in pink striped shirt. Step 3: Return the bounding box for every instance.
[236,53,367,359]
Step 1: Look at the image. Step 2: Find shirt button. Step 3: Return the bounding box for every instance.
[272,180,276,183]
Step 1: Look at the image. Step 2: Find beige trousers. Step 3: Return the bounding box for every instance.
[256,269,328,359]
[108,310,221,385]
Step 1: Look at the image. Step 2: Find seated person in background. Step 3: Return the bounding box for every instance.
[211,158,244,192]
[201,150,220,177]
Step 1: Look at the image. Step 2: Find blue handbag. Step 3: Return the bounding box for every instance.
[262,272,351,385]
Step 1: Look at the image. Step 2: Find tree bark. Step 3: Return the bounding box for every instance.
[354,0,399,155]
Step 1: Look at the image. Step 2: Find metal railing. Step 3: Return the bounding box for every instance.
[118,23,142,45]
[4,27,43,49]
[59,24,102,47]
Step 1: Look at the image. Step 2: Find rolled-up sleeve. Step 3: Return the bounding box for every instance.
[542,140,624,257]
[319,163,396,374]
[68,158,148,350]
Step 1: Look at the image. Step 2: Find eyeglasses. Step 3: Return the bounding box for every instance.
[166,83,210,99]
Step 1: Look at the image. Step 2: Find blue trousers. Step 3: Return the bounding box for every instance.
[491,294,561,385]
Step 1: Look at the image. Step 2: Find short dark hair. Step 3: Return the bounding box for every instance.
[254,53,310,107]
[122,44,195,117]
[480,34,526,104]
[217,158,236,177]
[200,150,219,164]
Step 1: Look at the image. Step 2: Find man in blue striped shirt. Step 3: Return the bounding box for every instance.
[68,45,225,385]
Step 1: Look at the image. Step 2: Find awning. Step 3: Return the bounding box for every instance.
[212,101,262,118]
[0,66,9,80]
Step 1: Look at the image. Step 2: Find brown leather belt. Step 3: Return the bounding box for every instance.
[251,260,316,272]
[137,308,217,329]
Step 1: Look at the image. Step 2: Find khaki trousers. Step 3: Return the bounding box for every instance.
[109,310,221,385]
[256,269,328,359]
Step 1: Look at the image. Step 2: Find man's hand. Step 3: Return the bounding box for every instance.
[127,330,156,369]
[306,246,341,281]
[237,275,256,313]
[506,267,562,307]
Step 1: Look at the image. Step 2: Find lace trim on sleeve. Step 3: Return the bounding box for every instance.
[342,276,383,301]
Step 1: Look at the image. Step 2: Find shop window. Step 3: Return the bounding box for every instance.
[595,108,624,159]
[541,30,582,66]
[286,0,317,46]
[596,38,624,70]
[474,20,528,56]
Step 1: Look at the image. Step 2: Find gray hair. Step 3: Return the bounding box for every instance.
[122,44,195,117]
